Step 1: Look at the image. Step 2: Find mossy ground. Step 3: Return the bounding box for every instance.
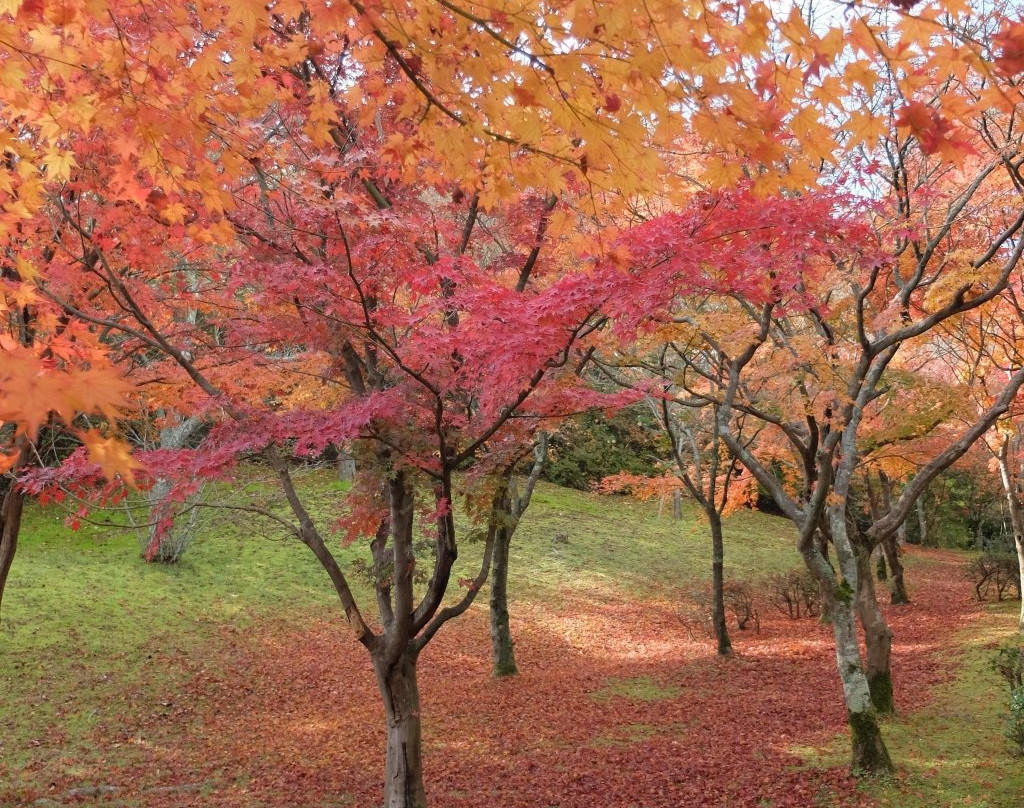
[855,604,1024,808]
[793,593,1024,808]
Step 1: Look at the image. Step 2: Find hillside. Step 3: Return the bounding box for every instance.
[1,477,1021,807]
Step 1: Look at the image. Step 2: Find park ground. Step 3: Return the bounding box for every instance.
[1,475,1022,807]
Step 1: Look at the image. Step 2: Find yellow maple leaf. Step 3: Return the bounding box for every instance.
[159,201,190,225]
[42,148,77,182]
[15,255,38,282]
[81,430,142,487]
[846,110,888,151]
[59,363,132,423]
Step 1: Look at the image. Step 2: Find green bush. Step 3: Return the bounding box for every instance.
[994,646,1024,690]
[993,646,1024,756]
[1008,687,1024,756]
[542,407,667,490]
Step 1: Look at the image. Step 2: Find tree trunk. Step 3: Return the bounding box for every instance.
[915,496,928,545]
[489,520,518,676]
[855,543,895,714]
[0,475,25,621]
[881,534,909,605]
[489,437,545,675]
[145,415,204,563]
[710,510,732,656]
[815,531,832,624]
[995,439,1024,633]
[338,450,356,482]
[802,545,892,773]
[1016,532,1024,633]
[871,471,910,605]
[672,489,683,520]
[376,649,427,808]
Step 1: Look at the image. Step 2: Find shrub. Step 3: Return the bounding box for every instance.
[993,646,1024,756]
[543,407,668,490]
[724,581,759,632]
[678,580,759,638]
[965,552,1021,602]
[994,646,1024,691]
[765,568,821,619]
[1008,687,1024,756]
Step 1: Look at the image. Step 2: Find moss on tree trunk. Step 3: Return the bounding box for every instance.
[490,523,518,677]
[848,708,894,774]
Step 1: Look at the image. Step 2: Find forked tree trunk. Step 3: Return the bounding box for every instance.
[0,476,26,620]
[490,518,518,676]
[855,543,895,714]
[376,648,427,808]
[875,473,910,605]
[802,545,892,772]
[710,510,732,656]
[881,534,909,605]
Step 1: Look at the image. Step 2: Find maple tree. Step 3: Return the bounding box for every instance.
[0,232,137,617]
[929,297,1024,630]
[4,0,1024,800]
[594,350,762,658]
[656,161,1024,774]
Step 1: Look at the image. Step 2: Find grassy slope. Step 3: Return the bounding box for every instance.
[0,475,798,796]
[1,473,1022,806]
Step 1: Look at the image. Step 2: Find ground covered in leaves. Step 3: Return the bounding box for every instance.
[3,542,1000,808]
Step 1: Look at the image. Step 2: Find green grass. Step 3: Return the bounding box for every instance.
[794,601,1024,808]
[0,473,801,799]
[1,473,802,664]
[860,609,1024,808]
[589,675,682,702]
[0,494,340,797]
[501,482,802,600]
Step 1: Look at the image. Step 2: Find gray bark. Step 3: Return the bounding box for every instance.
[672,489,683,519]
[878,473,909,604]
[489,434,546,676]
[994,436,1024,633]
[855,541,894,713]
[915,496,928,546]
[338,451,357,482]
[881,534,909,605]
[801,539,893,771]
[376,649,427,808]
[144,414,205,562]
